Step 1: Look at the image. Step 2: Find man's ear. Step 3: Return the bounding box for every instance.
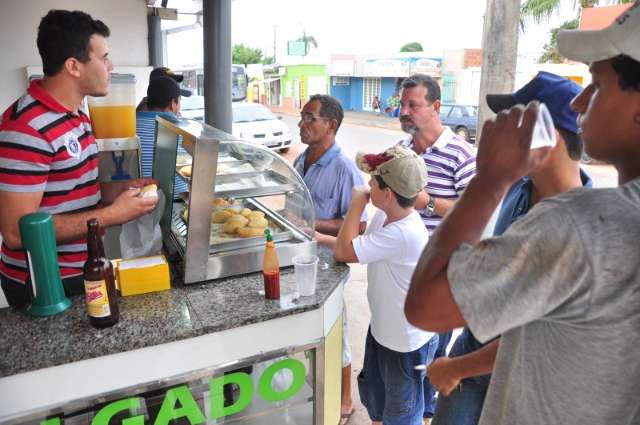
[171,98,180,113]
[432,99,441,113]
[327,118,338,135]
[384,187,395,202]
[64,57,82,78]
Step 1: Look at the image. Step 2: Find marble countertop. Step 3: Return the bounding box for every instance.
[0,246,349,378]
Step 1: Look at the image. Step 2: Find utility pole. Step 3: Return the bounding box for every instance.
[273,25,277,63]
[476,0,521,144]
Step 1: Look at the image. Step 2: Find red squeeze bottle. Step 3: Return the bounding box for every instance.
[263,229,280,299]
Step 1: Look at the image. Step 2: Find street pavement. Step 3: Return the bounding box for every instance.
[274,108,618,425]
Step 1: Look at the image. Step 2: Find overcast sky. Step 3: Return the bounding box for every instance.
[164,0,582,68]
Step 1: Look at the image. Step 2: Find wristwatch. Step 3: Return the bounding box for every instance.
[423,197,436,217]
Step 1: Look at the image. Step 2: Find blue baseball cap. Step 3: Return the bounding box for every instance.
[486,71,582,135]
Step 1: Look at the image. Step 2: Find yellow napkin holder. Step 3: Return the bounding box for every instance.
[116,255,170,296]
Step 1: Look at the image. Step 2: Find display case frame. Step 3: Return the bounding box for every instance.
[153,116,316,284]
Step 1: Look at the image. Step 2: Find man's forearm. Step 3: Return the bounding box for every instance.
[315,218,344,236]
[414,177,507,286]
[452,339,499,380]
[334,200,367,261]
[414,190,456,216]
[100,181,128,205]
[316,232,336,250]
[52,207,117,244]
[405,176,508,329]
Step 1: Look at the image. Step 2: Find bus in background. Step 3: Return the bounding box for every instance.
[179,65,248,102]
[231,65,248,101]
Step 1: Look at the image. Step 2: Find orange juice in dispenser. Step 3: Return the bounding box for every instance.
[88,74,137,139]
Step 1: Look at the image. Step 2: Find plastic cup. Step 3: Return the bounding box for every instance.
[292,254,319,296]
[527,103,556,150]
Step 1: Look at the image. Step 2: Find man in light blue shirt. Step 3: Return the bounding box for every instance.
[293,94,365,423]
[293,95,366,235]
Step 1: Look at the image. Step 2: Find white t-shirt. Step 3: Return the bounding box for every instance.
[352,209,433,352]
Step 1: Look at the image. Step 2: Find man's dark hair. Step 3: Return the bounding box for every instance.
[401,74,441,103]
[558,128,583,161]
[37,10,110,76]
[612,55,640,92]
[375,175,417,208]
[309,94,344,131]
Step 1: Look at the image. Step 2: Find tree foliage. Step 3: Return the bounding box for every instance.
[400,42,424,52]
[521,0,632,24]
[297,34,318,49]
[232,44,264,65]
[522,0,632,62]
[538,18,578,63]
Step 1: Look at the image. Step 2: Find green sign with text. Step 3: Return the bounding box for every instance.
[39,358,307,425]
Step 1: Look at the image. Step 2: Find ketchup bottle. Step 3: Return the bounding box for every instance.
[263,229,280,299]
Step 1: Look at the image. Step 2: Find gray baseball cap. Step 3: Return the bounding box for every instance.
[356,145,427,199]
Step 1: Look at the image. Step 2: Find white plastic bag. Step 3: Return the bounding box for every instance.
[119,190,165,259]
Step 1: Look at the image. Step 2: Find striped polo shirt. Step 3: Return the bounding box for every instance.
[0,80,101,284]
[136,110,188,195]
[399,127,476,234]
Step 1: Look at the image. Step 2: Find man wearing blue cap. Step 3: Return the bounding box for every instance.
[422,72,591,425]
[406,2,640,423]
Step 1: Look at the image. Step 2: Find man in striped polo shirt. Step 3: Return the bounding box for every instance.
[397,74,477,423]
[398,74,477,235]
[0,10,158,307]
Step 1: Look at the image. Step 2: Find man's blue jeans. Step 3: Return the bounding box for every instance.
[424,331,453,418]
[431,329,491,425]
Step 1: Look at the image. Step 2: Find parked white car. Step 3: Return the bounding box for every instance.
[180,97,293,153]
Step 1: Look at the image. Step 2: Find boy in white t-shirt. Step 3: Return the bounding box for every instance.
[318,145,438,425]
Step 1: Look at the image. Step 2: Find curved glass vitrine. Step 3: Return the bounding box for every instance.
[153,116,316,283]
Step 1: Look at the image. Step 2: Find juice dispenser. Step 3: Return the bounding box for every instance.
[88,73,142,259]
[88,73,137,139]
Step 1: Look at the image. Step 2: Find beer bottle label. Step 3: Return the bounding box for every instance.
[84,280,111,318]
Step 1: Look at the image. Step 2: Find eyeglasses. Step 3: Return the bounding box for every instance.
[299,113,332,124]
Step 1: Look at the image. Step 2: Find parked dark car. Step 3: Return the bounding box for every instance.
[440,104,478,142]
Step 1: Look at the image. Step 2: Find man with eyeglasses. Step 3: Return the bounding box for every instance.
[293,94,366,423]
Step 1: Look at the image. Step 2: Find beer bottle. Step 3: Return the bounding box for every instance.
[83,219,119,328]
[263,229,280,299]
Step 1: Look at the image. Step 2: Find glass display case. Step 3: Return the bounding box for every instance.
[153,116,316,284]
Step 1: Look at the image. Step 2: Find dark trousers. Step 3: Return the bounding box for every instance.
[423,331,453,418]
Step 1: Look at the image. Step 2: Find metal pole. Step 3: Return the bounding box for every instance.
[202,0,232,133]
[147,14,164,68]
[273,25,277,63]
[476,0,520,144]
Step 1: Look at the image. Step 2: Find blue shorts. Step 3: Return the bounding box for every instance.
[358,328,439,425]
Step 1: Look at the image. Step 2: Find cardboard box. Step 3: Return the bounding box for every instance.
[116,255,170,296]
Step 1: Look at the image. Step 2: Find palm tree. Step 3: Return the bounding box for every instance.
[296,30,317,55]
[521,0,632,23]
